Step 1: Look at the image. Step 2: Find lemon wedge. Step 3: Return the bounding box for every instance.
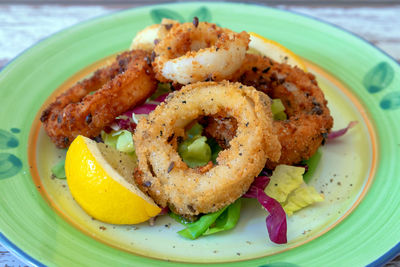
[130,24,160,51]
[248,32,307,71]
[130,19,179,51]
[65,135,161,224]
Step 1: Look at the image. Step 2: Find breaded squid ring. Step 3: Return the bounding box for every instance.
[232,54,333,169]
[152,20,250,85]
[133,81,281,216]
[40,50,157,148]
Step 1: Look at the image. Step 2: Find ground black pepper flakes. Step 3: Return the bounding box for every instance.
[167,133,175,143]
[168,162,175,173]
[262,67,271,73]
[151,51,156,62]
[93,135,103,143]
[193,16,199,27]
[40,109,50,122]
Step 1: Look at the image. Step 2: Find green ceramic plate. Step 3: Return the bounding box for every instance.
[0,2,399,266]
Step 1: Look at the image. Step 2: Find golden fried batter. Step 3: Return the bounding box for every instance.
[134,81,281,216]
[152,21,250,84]
[40,50,157,148]
[232,54,333,168]
[201,114,238,150]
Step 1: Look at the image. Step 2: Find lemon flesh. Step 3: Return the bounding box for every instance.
[65,135,161,224]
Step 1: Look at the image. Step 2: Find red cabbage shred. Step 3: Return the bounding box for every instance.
[243,176,287,244]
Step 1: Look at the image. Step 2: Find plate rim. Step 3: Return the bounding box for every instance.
[0,1,399,266]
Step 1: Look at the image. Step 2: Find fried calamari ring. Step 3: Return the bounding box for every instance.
[152,21,250,84]
[134,81,281,216]
[40,50,157,148]
[232,54,333,169]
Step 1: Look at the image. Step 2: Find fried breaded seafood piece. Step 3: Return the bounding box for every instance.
[152,20,250,84]
[134,81,281,216]
[40,50,157,148]
[200,114,238,150]
[232,54,333,169]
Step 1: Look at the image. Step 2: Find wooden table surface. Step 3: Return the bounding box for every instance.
[0,1,399,266]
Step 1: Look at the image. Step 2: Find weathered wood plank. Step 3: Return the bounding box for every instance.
[284,5,400,62]
[2,0,400,6]
[0,4,399,69]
